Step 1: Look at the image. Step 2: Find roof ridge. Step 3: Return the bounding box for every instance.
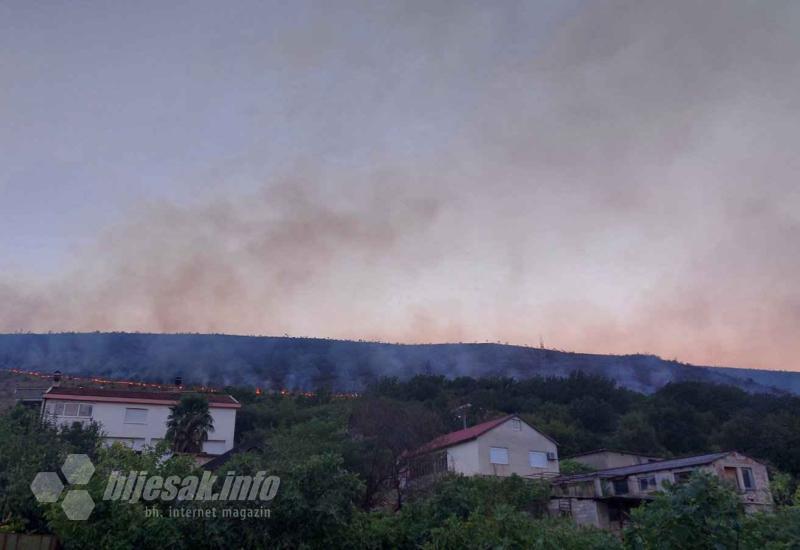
[406,414,514,457]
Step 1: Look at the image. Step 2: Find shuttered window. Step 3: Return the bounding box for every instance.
[489,447,509,465]
[529,451,548,468]
[124,408,148,424]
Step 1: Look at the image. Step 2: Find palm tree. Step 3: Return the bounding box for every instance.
[165,394,214,453]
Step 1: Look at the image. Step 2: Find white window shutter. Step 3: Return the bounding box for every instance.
[529,451,548,468]
[124,408,148,424]
[489,447,509,464]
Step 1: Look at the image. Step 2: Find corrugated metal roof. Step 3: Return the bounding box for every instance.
[556,452,731,482]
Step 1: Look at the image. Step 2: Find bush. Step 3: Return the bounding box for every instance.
[625,472,742,549]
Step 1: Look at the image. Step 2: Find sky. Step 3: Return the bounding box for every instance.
[1,0,799,372]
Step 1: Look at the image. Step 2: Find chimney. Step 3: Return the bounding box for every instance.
[175,376,183,387]
[53,370,62,387]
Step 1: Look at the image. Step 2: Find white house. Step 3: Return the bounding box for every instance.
[41,387,240,455]
[407,414,560,480]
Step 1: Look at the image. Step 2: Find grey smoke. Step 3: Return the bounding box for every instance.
[1,0,799,372]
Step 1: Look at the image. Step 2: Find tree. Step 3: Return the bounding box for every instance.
[348,475,618,550]
[347,397,444,509]
[624,472,742,549]
[569,396,618,433]
[0,405,101,533]
[559,459,596,475]
[611,411,665,455]
[46,442,194,550]
[740,507,800,548]
[165,394,214,453]
[425,511,622,550]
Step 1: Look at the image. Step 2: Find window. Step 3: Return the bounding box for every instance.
[489,447,509,465]
[124,408,148,424]
[741,468,755,490]
[612,479,629,495]
[511,419,522,431]
[529,451,548,468]
[638,476,657,491]
[53,402,93,417]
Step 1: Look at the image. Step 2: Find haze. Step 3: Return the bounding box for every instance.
[1,0,799,372]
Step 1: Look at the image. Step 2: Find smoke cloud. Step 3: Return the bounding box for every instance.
[1,0,799,372]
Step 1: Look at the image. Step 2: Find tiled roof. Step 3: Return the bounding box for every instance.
[409,415,514,457]
[556,452,732,482]
[43,386,240,408]
[409,414,557,457]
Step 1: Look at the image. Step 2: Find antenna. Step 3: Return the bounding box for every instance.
[452,403,472,430]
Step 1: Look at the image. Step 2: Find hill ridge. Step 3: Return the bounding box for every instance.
[0,332,797,394]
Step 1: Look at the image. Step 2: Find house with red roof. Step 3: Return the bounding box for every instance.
[406,414,559,480]
[42,386,240,455]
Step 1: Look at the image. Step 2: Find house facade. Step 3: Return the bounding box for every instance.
[551,451,773,530]
[407,415,559,480]
[42,387,240,455]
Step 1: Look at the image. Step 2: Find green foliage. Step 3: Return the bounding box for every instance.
[610,411,665,455]
[177,452,364,549]
[165,394,215,453]
[45,442,198,549]
[425,512,622,550]
[558,459,596,475]
[372,375,800,477]
[348,475,618,550]
[347,397,445,509]
[4,373,800,548]
[769,471,798,508]
[0,406,101,533]
[624,472,743,549]
[740,506,800,549]
[414,475,550,518]
[625,470,800,550]
[269,453,364,548]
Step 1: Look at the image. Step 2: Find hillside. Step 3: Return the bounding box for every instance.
[0,332,797,394]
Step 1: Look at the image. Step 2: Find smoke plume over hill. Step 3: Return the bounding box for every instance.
[1,332,798,395]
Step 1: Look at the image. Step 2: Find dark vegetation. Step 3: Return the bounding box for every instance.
[2,332,799,394]
[165,394,215,453]
[3,373,800,548]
